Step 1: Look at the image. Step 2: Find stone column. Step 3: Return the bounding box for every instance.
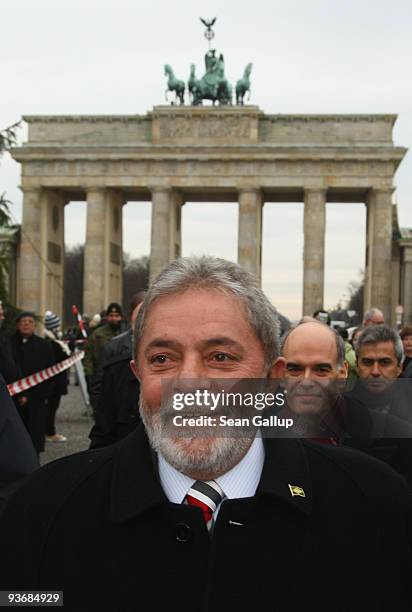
[18,187,42,313]
[149,188,182,284]
[402,246,412,325]
[391,242,401,328]
[106,190,124,308]
[302,188,326,315]
[237,189,263,283]
[18,188,66,318]
[364,188,393,322]
[84,189,124,315]
[39,190,66,319]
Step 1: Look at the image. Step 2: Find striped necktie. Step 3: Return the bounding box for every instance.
[186,480,224,530]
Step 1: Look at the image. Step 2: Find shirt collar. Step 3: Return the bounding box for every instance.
[110,425,313,524]
[158,434,265,503]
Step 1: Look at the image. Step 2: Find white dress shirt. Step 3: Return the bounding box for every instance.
[158,434,265,516]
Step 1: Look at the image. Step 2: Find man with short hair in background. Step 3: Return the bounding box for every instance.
[88,292,146,447]
[348,325,410,433]
[278,319,412,485]
[362,307,385,327]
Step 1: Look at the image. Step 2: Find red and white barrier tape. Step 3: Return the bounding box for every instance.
[7,351,84,397]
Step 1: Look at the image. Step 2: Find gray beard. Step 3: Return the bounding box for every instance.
[139,396,254,479]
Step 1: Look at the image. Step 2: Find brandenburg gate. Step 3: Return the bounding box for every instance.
[11,106,406,322]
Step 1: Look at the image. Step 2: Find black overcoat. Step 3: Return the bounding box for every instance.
[10,333,55,400]
[1,425,411,611]
[0,374,38,513]
[0,331,19,384]
[88,330,140,448]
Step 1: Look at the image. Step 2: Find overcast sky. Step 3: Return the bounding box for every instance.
[1,0,411,319]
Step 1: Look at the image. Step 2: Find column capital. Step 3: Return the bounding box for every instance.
[86,186,106,197]
[238,187,262,196]
[150,185,172,195]
[367,186,395,204]
[304,187,327,197]
[368,186,395,195]
[20,185,42,195]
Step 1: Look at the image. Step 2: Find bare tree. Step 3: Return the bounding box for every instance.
[346,274,364,320]
[0,122,20,223]
[64,245,84,326]
[122,254,149,314]
[0,122,21,304]
[64,249,149,327]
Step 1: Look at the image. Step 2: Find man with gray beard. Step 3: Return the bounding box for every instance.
[0,256,412,611]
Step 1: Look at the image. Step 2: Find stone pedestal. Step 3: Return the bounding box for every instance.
[302,189,326,315]
[364,188,393,322]
[149,188,182,284]
[83,189,123,316]
[238,189,262,282]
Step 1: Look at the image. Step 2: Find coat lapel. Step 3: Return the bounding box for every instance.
[257,438,313,515]
[110,424,167,523]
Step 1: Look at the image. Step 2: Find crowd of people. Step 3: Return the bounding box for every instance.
[1,259,412,609]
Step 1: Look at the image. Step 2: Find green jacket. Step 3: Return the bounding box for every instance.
[344,341,358,384]
[83,324,120,379]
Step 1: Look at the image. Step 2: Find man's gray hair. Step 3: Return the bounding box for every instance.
[355,325,404,364]
[363,307,384,325]
[134,256,280,369]
[280,317,346,369]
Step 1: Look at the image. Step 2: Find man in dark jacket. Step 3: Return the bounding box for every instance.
[1,257,411,611]
[88,329,141,448]
[83,302,123,401]
[10,312,55,455]
[88,293,145,448]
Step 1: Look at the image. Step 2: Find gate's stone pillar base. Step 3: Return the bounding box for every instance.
[149,188,182,284]
[302,189,326,315]
[364,188,393,323]
[238,189,262,283]
[84,188,124,316]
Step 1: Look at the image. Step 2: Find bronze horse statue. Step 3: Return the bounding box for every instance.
[236,63,253,105]
[164,64,185,105]
[188,61,232,106]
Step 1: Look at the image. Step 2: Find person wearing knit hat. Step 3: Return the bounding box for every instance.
[44,310,61,337]
[106,302,123,316]
[43,310,68,444]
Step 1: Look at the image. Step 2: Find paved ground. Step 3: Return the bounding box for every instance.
[40,374,94,466]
